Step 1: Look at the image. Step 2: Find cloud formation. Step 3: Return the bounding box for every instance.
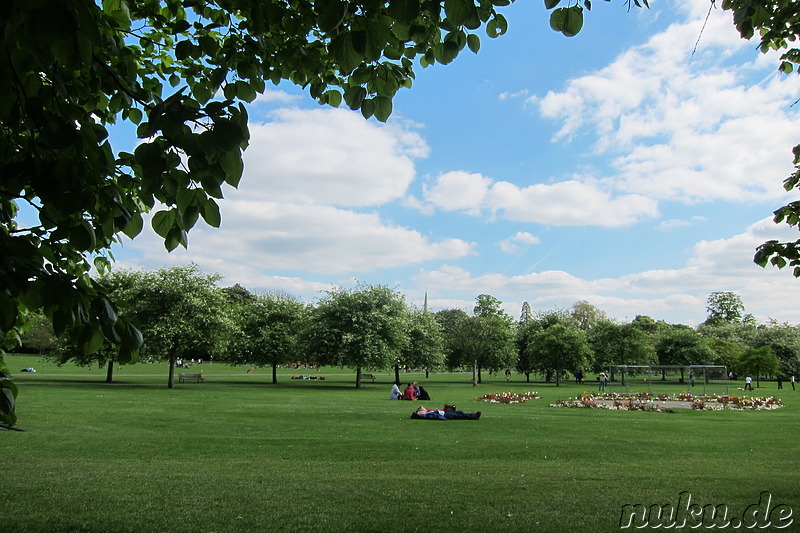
[530,0,800,204]
[423,171,659,226]
[239,107,426,207]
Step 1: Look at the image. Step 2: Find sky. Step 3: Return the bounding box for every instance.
[110,0,800,326]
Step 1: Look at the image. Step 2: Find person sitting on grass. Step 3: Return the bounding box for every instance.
[390,384,402,400]
[411,405,481,420]
[402,383,417,400]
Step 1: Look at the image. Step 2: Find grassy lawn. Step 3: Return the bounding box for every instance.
[2,354,798,532]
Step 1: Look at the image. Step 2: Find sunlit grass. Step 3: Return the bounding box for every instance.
[2,354,798,532]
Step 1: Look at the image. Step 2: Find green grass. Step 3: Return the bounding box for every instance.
[2,354,799,532]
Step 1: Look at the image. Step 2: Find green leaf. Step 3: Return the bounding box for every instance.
[550,6,584,37]
[201,198,221,228]
[317,0,348,32]
[445,0,481,29]
[467,33,481,54]
[361,98,375,119]
[219,150,244,187]
[236,80,257,102]
[344,86,367,110]
[69,221,97,252]
[165,226,188,251]
[128,108,143,124]
[373,96,393,122]
[486,13,508,38]
[545,0,561,9]
[122,212,144,239]
[330,33,365,74]
[79,324,105,354]
[151,210,176,239]
[94,298,118,327]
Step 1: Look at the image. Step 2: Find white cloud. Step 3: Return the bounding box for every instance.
[414,217,800,325]
[530,0,800,204]
[238,107,427,207]
[253,89,303,104]
[499,231,541,253]
[117,200,476,281]
[423,171,659,227]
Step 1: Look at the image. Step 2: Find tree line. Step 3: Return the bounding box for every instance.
[18,267,799,389]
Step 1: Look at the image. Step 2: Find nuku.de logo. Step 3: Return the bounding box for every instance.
[619,491,793,529]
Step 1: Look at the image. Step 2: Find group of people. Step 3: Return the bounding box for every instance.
[390,381,430,401]
[388,382,482,420]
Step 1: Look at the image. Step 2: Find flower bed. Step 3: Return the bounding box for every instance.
[476,391,540,404]
[551,392,783,412]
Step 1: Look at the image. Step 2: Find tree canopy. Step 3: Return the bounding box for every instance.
[704,291,746,326]
[306,284,408,387]
[0,0,515,423]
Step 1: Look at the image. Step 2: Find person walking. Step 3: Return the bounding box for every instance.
[791,375,796,391]
[745,376,753,391]
[778,375,783,390]
[598,372,608,392]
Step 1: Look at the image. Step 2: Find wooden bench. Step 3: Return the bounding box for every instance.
[179,373,204,383]
[359,373,376,383]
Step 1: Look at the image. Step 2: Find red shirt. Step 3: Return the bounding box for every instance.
[402,385,417,400]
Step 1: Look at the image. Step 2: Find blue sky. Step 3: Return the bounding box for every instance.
[111,0,800,325]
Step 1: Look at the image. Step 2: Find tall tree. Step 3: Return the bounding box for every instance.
[570,300,606,332]
[655,325,715,382]
[704,292,746,326]
[395,309,445,384]
[434,308,471,370]
[133,265,234,388]
[470,294,515,382]
[704,337,745,375]
[589,321,656,372]
[307,284,408,388]
[0,0,515,424]
[753,321,800,377]
[451,315,515,387]
[519,301,533,325]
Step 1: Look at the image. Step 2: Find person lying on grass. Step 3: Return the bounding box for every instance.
[411,405,481,420]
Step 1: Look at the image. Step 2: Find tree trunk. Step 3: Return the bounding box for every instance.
[272,362,278,384]
[394,365,401,385]
[105,359,114,383]
[477,365,482,384]
[355,366,362,389]
[526,371,530,383]
[556,364,561,387]
[168,357,176,389]
[472,360,478,388]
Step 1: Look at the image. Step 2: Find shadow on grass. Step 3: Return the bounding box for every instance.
[15,377,383,391]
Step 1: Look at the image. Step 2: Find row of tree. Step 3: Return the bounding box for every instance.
[19,267,799,389]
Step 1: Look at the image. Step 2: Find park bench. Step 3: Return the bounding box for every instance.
[359,373,376,383]
[178,373,204,383]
